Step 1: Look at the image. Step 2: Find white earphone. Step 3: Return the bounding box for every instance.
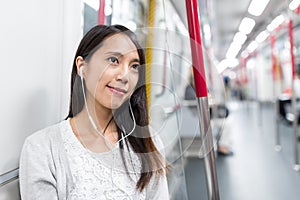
[79,67,84,77]
[79,65,136,146]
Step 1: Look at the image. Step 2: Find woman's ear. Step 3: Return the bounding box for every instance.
[76,56,85,77]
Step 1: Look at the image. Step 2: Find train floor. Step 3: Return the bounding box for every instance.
[183,100,300,200]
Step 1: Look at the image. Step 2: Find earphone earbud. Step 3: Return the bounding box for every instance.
[79,67,84,77]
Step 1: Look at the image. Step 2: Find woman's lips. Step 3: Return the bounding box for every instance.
[107,85,127,95]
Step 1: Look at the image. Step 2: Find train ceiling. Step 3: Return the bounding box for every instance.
[171,0,288,61]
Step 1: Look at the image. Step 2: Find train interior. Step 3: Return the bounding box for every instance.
[1,0,300,199]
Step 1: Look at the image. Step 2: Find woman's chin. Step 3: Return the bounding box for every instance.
[105,101,124,110]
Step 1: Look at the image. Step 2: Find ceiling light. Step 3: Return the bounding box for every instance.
[247,41,258,53]
[289,0,300,10]
[226,42,242,59]
[267,15,285,32]
[227,59,239,68]
[248,0,271,16]
[233,32,247,44]
[217,61,228,73]
[239,17,256,35]
[220,59,239,68]
[217,58,239,72]
[255,31,270,43]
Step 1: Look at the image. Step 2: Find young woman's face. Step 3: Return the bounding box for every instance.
[82,33,141,110]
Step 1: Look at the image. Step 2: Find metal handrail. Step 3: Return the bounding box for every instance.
[0,168,19,187]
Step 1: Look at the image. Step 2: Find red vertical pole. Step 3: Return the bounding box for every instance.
[241,56,248,84]
[289,20,296,80]
[98,0,106,25]
[271,33,282,150]
[271,34,277,81]
[185,0,220,199]
[288,18,300,170]
[185,0,208,97]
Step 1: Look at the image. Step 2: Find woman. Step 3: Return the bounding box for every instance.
[19,25,169,199]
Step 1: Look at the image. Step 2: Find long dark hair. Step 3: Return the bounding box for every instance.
[65,24,165,191]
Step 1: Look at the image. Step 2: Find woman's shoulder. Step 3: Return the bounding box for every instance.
[24,119,67,146]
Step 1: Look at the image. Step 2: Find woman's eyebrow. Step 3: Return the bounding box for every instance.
[105,51,123,57]
[131,58,140,64]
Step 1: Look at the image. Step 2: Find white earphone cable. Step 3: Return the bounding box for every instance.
[80,71,136,145]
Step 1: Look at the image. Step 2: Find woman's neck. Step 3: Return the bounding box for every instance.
[78,105,113,133]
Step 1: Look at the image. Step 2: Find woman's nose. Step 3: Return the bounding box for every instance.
[115,64,129,83]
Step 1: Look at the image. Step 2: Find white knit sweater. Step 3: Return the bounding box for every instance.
[19,119,169,200]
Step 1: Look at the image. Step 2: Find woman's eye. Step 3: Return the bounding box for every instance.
[108,57,119,64]
[131,64,140,70]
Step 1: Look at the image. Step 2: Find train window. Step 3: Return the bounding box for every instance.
[82,0,146,34]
